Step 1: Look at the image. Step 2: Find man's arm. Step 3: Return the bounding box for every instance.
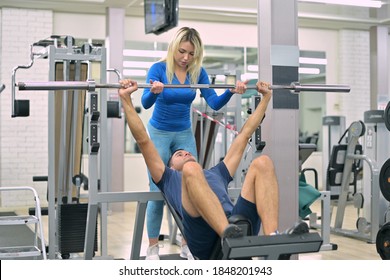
[118,79,166,183]
[223,81,272,176]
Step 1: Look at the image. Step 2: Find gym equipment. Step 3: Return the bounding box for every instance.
[221,233,322,260]
[322,116,347,190]
[299,144,321,219]
[15,80,351,92]
[10,36,184,260]
[58,203,98,259]
[299,144,337,251]
[376,222,390,259]
[0,187,47,260]
[363,110,390,226]
[210,213,323,260]
[11,44,45,117]
[384,101,390,131]
[375,101,390,260]
[192,71,240,170]
[380,159,390,202]
[328,121,380,243]
[209,215,253,260]
[379,158,390,227]
[326,143,363,199]
[66,190,166,260]
[10,36,339,260]
[376,159,390,259]
[9,35,112,259]
[163,188,323,260]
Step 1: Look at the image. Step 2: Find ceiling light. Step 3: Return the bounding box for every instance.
[123,49,167,58]
[245,67,321,77]
[247,65,259,72]
[299,0,383,8]
[123,61,154,68]
[241,73,259,80]
[299,57,328,65]
[123,69,147,77]
[299,67,321,75]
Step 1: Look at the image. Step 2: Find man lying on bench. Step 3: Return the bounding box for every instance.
[118,80,309,260]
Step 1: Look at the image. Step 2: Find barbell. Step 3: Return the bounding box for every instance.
[16,80,351,93]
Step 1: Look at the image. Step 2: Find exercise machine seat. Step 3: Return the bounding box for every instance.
[209,214,253,260]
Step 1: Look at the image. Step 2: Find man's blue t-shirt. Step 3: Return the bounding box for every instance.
[155,161,234,217]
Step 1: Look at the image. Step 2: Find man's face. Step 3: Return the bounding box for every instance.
[169,150,197,171]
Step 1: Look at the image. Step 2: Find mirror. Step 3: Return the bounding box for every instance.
[120,41,326,153]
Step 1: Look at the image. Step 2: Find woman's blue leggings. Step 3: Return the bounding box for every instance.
[146,123,198,239]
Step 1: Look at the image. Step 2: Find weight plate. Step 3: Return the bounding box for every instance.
[356,217,367,231]
[358,120,366,137]
[379,158,390,202]
[376,222,390,260]
[385,101,390,131]
[353,193,364,209]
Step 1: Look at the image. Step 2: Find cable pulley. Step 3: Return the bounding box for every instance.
[16,80,351,93]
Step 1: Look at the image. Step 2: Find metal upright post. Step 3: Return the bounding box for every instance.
[106,7,125,214]
[47,45,57,260]
[258,0,300,232]
[333,122,361,229]
[84,90,100,260]
[98,47,109,257]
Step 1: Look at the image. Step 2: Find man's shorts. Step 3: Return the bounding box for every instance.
[182,195,261,260]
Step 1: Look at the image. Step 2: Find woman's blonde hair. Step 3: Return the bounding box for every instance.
[162,27,204,85]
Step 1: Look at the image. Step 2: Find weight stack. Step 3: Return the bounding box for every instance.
[58,203,98,256]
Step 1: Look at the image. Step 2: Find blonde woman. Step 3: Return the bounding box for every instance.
[141,27,247,260]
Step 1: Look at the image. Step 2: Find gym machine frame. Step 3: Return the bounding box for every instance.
[12,37,115,259]
[331,121,380,243]
[48,38,111,259]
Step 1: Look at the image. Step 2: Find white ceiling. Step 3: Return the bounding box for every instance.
[0,0,390,30]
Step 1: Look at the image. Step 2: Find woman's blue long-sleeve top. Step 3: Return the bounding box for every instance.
[142,62,234,132]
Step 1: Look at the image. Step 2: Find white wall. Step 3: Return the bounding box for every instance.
[123,154,149,191]
[81,154,149,193]
[54,13,259,47]
[0,8,52,206]
[53,13,105,40]
[299,28,341,114]
[338,30,371,125]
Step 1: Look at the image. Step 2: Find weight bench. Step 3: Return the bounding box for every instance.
[164,195,323,260]
[221,232,323,260]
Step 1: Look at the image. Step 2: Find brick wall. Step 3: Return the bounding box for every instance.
[338,29,371,126]
[0,8,52,207]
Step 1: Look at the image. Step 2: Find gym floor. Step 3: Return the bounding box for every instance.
[3,198,382,260]
[110,201,381,260]
[59,199,383,260]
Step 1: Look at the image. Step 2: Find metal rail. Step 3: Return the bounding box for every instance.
[16,80,351,93]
